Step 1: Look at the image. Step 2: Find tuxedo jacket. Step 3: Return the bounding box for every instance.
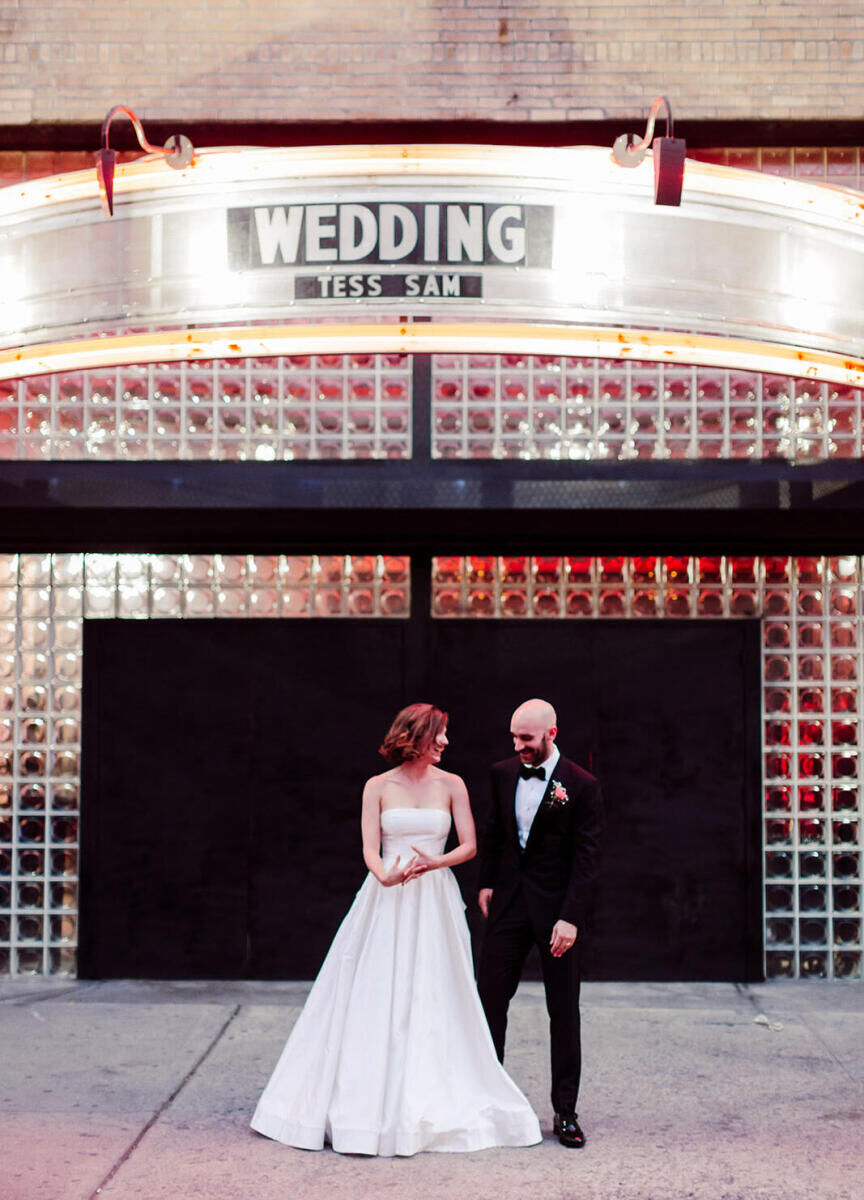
[478,753,603,931]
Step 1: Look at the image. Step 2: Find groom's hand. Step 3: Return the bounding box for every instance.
[550,919,578,957]
[478,888,493,918]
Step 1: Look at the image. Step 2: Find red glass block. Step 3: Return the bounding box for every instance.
[831,688,857,713]
[533,557,561,584]
[382,557,409,584]
[766,819,793,844]
[832,788,858,812]
[762,556,790,583]
[799,688,825,712]
[380,589,408,616]
[469,380,494,402]
[832,720,858,745]
[467,589,494,616]
[664,590,691,617]
[433,589,462,616]
[797,623,823,648]
[566,557,593,583]
[766,753,791,778]
[502,379,527,402]
[349,556,376,584]
[800,819,826,845]
[436,379,462,402]
[765,688,792,713]
[347,589,375,616]
[697,589,724,616]
[632,557,657,583]
[533,590,561,617]
[798,656,825,681]
[766,786,792,811]
[599,589,625,616]
[831,623,857,649]
[698,377,723,402]
[599,557,625,582]
[502,354,527,369]
[832,752,858,778]
[764,590,790,615]
[566,380,592,400]
[798,753,824,778]
[467,557,495,584]
[632,590,658,617]
[799,787,824,812]
[501,590,528,617]
[799,721,824,745]
[501,557,528,584]
[829,556,858,582]
[797,590,824,617]
[468,409,494,434]
[764,622,790,647]
[730,556,756,583]
[765,721,791,745]
[833,818,859,844]
[566,591,593,617]
[664,556,691,583]
[832,656,857,681]
[433,557,462,584]
[731,590,757,616]
[316,354,344,369]
[796,557,824,583]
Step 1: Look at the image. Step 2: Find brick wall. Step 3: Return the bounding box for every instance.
[1,1,863,125]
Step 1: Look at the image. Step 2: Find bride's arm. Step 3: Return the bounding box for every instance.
[361,777,410,886]
[405,775,477,876]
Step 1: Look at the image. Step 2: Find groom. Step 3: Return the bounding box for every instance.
[477,698,603,1148]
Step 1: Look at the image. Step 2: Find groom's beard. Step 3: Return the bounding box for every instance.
[519,737,552,766]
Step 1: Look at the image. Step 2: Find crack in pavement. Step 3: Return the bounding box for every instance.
[87,1002,242,1199]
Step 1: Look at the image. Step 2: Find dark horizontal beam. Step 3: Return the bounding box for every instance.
[5,505,864,557]
[3,118,864,152]
[3,461,864,552]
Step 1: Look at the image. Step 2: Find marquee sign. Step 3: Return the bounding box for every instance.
[0,144,863,359]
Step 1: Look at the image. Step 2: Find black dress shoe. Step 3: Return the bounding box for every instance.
[553,1111,585,1148]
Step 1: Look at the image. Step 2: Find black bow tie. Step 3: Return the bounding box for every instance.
[519,765,546,781]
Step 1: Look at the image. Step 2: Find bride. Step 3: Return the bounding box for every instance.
[251,702,542,1156]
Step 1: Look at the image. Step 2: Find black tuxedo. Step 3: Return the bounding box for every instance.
[477,753,603,1114]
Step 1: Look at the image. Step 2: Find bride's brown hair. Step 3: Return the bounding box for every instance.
[379,702,448,765]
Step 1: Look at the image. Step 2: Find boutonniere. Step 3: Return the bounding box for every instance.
[544,779,570,808]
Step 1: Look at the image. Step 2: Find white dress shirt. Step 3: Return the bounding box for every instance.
[515,746,560,849]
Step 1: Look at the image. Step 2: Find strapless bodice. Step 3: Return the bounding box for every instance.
[380,807,451,861]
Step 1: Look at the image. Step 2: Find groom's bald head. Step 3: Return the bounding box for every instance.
[510,698,557,765]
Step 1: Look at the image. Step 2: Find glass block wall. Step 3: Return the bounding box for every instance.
[432,357,864,461]
[0,553,410,976]
[431,555,863,981]
[693,145,864,189]
[0,353,412,461]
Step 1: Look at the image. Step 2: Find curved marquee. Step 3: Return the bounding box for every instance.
[1,144,864,360]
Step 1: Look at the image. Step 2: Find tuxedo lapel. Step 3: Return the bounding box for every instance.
[523,760,565,853]
[503,758,522,850]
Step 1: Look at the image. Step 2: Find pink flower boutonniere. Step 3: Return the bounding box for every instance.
[547,780,570,808]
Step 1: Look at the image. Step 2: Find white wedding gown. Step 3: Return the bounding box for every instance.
[251,807,542,1156]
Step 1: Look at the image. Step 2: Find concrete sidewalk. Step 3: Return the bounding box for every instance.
[0,979,861,1200]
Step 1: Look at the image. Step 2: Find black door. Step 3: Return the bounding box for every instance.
[80,616,761,980]
[79,619,407,978]
[425,619,762,981]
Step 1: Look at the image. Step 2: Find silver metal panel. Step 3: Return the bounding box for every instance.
[1,145,863,355]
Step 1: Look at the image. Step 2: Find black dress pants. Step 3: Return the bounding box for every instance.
[477,885,582,1115]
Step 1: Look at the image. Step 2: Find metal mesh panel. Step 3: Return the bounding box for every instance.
[0,552,410,977]
[431,554,863,981]
[431,357,863,462]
